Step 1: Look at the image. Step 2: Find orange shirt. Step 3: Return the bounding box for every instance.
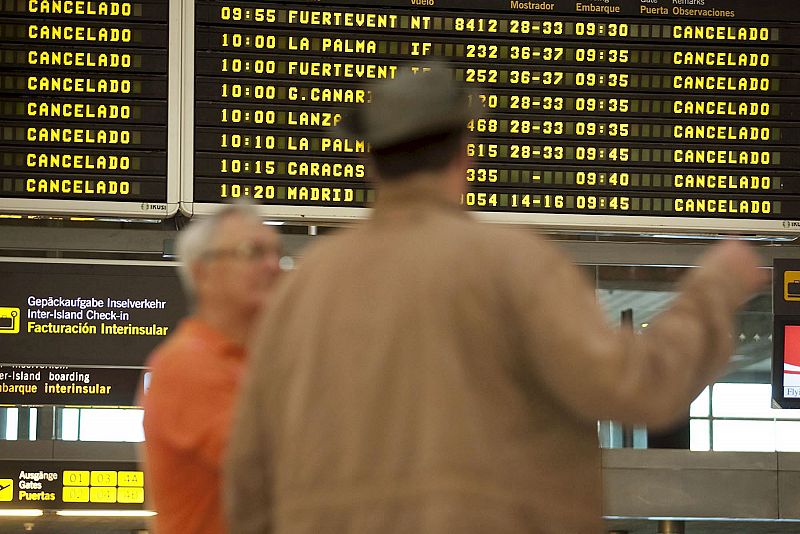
[141,318,245,534]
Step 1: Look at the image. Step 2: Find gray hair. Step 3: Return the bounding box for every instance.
[176,202,263,298]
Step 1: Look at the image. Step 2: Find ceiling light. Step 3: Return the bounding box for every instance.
[56,510,156,517]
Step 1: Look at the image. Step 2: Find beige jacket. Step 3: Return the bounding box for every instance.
[226,178,746,533]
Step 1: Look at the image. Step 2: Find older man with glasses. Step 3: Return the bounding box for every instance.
[140,203,282,534]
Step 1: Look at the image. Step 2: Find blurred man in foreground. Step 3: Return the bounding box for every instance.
[226,64,765,533]
[141,203,282,534]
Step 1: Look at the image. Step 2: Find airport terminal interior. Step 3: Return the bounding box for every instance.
[3,0,800,532]
[0,223,798,533]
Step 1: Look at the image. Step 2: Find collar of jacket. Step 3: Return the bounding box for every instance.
[371,173,466,220]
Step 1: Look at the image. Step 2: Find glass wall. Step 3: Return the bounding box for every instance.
[0,407,144,442]
[59,408,144,442]
[690,383,800,452]
[597,263,800,451]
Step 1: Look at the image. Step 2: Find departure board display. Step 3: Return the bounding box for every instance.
[192,0,800,233]
[0,0,178,218]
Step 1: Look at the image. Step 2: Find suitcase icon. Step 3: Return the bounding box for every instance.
[0,308,19,334]
[789,282,800,298]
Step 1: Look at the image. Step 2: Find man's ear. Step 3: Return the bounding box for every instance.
[190,261,208,293]
[447,147,470,193]
[454,148,470,171]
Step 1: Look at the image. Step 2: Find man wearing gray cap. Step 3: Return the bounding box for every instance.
[225,63,765,533]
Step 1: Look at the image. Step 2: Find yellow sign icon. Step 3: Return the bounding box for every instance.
[90,471,117,487]
[117,471,144,487]
[0,479,13,501]
[89,487,117,503]
[63,487,89,503]
[0,308,20,334]
[786,272,800,301]
[118,487,144,504]
[63,471,89,487]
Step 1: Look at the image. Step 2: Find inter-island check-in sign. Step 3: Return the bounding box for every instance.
[0,258,186,406]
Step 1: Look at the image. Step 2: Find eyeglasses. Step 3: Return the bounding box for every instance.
[202,242,280,262]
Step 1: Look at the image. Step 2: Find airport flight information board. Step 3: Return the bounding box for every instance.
[192,0,800,232]
[0,0,176,218]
